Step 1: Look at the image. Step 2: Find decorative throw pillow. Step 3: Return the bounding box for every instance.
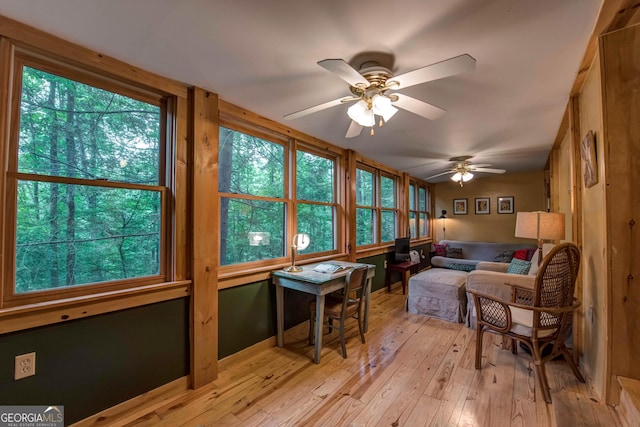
[506,258,531,275]
[493,250,514,263]
[445,263,476,272]
[433,243,448,256]
[525,248,537,261]
[513,249,528,260]
[446,246,463,259]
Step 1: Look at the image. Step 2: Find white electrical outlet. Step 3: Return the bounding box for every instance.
[14,352,36,380]
[384,260,388,268]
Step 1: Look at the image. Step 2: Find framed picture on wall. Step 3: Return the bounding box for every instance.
[475,197,490,215]
[453,198,468,215]
[497,196,514,214]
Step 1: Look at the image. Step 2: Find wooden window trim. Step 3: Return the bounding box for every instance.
[2,43,175,308]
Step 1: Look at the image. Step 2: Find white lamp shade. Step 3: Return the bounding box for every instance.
[451,172,462,182]
[462,172,473,182]
[515,211,565,240]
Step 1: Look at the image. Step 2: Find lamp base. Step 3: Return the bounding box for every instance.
[284,265,303,273]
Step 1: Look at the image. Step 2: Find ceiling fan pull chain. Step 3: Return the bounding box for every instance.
[370,128,374,136]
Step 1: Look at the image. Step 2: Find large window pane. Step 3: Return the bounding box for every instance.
[381,211,396,243]
[380,176,395,208]
[297,203,334,252]
[220,198,285,266]
[420,212,429,237]
[16,181,161,293]
[356,208,374,246]
[296,151,333,203]
[419,187,427,211]
[18,67,160,185]
[218,127,284,198]
[356,169,374,206]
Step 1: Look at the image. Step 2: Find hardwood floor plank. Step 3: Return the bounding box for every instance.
[118,290,620,427]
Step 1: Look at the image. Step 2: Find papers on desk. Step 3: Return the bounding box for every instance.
[313,263,353,274]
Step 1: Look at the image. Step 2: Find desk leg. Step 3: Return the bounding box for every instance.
[314,295,325,364]
[363,277,371,333]
[402,270,410,295]
[276,284,284,348]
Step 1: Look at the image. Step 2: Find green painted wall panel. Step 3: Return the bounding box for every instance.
[0,298,189,424]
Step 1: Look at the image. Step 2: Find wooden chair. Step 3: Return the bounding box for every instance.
[469,242,585,403]
[308,265,368,358]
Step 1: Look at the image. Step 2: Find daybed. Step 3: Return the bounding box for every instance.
[431,239,536,269]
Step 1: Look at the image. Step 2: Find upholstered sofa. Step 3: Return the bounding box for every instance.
[431,240,536,270]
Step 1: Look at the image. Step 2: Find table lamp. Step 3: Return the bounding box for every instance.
[284,233,310,272]
[515,211,565,265]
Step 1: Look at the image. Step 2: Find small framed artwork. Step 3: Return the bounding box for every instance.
[453,198,468,215]
[475,197,490,215]
[580,130,598,188]
[497,196,514,214]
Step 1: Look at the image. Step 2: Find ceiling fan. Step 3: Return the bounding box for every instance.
[425,156,506,187]
[284,53,476,138]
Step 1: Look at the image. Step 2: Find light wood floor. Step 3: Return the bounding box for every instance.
[125,288,621,427]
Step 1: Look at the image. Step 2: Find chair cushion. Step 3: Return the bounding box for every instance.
[509,306,557,338]
[506,259,531,275]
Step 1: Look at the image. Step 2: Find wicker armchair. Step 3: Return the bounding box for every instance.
[469,242,585,403]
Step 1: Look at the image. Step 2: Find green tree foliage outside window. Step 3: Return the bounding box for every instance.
[15,66,162,293]
[219,127,286,266]
[296,150,335,253]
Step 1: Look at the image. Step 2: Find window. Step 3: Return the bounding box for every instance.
[218,127,286,266]
[409,181,430,239]
[356,165,399,247]
[6,58,168,305]
[296,149,336,254]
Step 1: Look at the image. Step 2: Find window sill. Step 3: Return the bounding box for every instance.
[0,280,191,335]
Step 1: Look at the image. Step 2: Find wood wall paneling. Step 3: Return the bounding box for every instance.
[600,23,640,404]
[190,87,219,388]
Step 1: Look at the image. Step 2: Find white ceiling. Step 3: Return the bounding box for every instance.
[0,0,602,181]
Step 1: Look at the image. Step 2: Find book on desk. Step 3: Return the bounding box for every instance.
[313,262,353,274]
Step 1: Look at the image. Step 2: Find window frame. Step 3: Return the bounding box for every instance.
[409,180,431,241]
[294,142,341,259]
[2,50,173,307]
[355,163,400,248]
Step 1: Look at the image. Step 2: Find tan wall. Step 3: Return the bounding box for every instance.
[433,171,545,243]
[577,51,608,398]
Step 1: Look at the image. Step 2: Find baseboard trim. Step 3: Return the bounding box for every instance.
[70,376,189,427]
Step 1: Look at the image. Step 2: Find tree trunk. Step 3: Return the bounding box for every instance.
[47,80,60,288]
[65,86,77,287]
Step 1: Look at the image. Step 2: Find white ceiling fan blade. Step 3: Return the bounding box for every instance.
[468,163,492,169]
[472,167,506,174]
[393,93,446,120]
[345,120,363,138]
[318,59,369,87]
[388,54,476,90]
[425,170,455,180]
[284,96,355,120]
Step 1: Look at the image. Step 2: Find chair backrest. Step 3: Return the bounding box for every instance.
[533,242,581,329]
[344,265,368,295]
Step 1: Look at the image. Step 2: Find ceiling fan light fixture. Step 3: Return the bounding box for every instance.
[450,171,474,183]
[463,172,474,182]
[347,100,368,123]
[359,107,375,127]
[450,172,462,182]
